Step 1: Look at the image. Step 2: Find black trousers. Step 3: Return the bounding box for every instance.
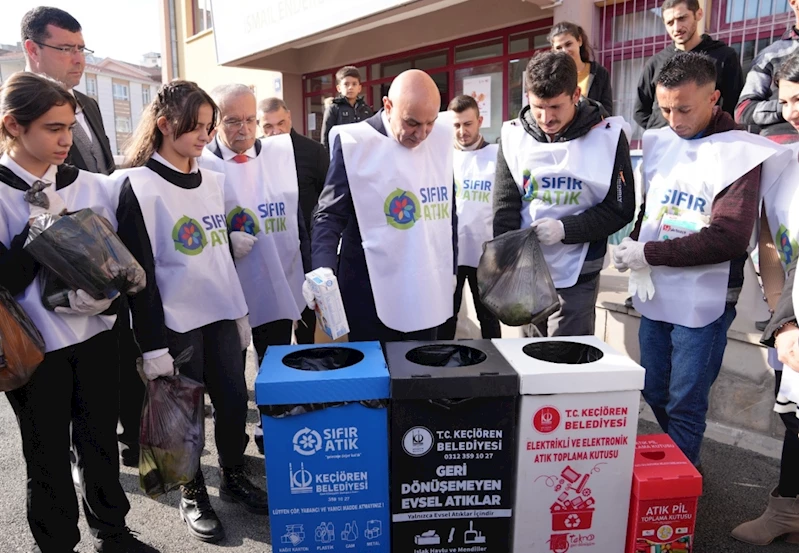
[166,319,247,469]
[776,370,799,497]
[116,305,143,458]
[439,266,501,340]
[252,319,294,363]
[7,330,130,552]
[295,308,316,345]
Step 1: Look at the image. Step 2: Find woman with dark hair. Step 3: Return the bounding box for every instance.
[114,80,267,544]
[549,21,614,115]
[732,50,799,545]
[0,72,152,552]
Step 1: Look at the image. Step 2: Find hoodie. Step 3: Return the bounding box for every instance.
[493,99,636,284]
[634,34,744,131]
[630,108,761,299]
[321,95,374,151]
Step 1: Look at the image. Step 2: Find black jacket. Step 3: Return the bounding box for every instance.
[634,34,744,131]
[586,61,614,116]
[321,95,374,151]
[289,129,329,234]
[493,99,636,283]
[68,90,116,175]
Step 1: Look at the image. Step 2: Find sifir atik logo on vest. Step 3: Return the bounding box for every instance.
[522,170,583,205]
[777,224,799,266]
[172,214,229,255]
[454,178,492,203]
[227,202,288,235]
[384,187,449,230]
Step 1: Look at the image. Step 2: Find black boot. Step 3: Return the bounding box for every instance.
[180,471,224,543]
[220,465,269,514]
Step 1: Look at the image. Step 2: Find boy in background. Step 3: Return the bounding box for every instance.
[321,65,374,151]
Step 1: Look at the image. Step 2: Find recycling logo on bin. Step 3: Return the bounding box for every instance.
[256,343,390,553]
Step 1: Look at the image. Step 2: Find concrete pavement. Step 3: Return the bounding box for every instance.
[1,351,799,552]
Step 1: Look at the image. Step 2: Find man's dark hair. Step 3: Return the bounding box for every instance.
[776,50,799,84]
[656,52,717,89]
[448,94,480,115]
[21,7,82,45]
[258,97,289,114]
[336,66,362,84]
[524,52,578,99]
[661,0,701,13]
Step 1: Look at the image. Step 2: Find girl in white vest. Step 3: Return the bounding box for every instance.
[494,52,636,337]
[732,52,799,546]
[199,84,309,360]
[0,72,150,552]
[113,80,266,544]
[439,94,501,340]
[614,52,791,468]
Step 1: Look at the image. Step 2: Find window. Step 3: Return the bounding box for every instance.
[142,87,151,105]
[193,0,212,35]
[454,38,503,64]
[113,83,129,101]
[115,117,132,133]
[723,0,791,24]
[85,76,97,98]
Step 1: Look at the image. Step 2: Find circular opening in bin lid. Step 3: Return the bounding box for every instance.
[282,347,365,371]
[522,341,604,365]
[405,345,487,367]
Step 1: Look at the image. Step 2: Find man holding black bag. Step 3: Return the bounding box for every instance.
[493,51,635,336]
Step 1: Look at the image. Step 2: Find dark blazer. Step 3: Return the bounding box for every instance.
[289,129,329,235]
[68,90,115,175]
[312,111,457,339]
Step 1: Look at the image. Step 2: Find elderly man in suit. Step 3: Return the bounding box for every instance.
[21,7,143,475]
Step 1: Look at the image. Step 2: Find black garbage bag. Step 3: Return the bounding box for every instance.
[38,269,72,311]
[25,210,145,307]
[0,287,45,392]
[405,344,487,367]
[477,227,560,326]
[138,348,205,499]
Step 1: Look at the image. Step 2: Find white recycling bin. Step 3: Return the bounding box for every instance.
[492,336,645,553]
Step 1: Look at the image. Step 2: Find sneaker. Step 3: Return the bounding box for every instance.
[93,527,158,552]
[220,465,268,514]
[120,446,139,468]
[180,472,224,543]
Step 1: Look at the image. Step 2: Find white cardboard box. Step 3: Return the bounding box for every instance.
[305,268,349,340]
[492,336,645,553]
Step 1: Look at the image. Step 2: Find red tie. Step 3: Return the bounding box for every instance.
[232,154,249,164]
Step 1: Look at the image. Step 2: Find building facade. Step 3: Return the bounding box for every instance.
[164,0,796,148]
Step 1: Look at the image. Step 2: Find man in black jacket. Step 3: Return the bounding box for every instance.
[21,7,143,475]
[494,52,635,337]
[634,0,743,131]
[258,97,328,346]
[320,66,374,151]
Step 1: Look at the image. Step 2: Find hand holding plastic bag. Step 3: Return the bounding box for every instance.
[629,267,655,301]
[139,351,175,381]
[138,347,205,498]
[54,289,117,316]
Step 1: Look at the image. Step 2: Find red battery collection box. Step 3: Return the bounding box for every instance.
[626,434,702,553]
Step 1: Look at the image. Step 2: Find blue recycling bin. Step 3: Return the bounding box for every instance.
[256,342,390,552]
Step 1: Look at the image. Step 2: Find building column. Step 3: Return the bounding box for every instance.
[553,0,596,35]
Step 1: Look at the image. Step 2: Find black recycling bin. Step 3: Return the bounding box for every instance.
[386,340,519,553]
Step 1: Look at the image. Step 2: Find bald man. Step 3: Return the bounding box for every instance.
[311,69,457,342]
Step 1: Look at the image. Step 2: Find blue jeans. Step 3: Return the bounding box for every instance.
[639,306,736,465]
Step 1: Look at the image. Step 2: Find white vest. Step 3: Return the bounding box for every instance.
[118,166,248,334]
[454,144,498,268]
[637,127,790,328]
[200,136,304,328]
[330,115,454,332]
[501,117,623,288]
[0,165,117,353]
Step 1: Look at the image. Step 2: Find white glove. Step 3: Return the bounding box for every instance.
[612,237,634,272]
[140,351,175,381]
[530,218,565,246]
[302,275,323,311]
[230,231,258,259]
[613,239,648,271]
[236,315,252,350]
[28,184,68,220]
[629,267,655,302]
[54,289,117,316]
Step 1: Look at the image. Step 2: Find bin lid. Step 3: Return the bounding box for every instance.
[492,336,644,395]
[255,341,388,405]
[632,434,702,500]
[385,340,519,400]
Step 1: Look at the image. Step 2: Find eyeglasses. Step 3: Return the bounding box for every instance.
[222,117,258,129]
[34,41,94,56]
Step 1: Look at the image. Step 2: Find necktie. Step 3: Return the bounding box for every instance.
[232,154,249,164]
